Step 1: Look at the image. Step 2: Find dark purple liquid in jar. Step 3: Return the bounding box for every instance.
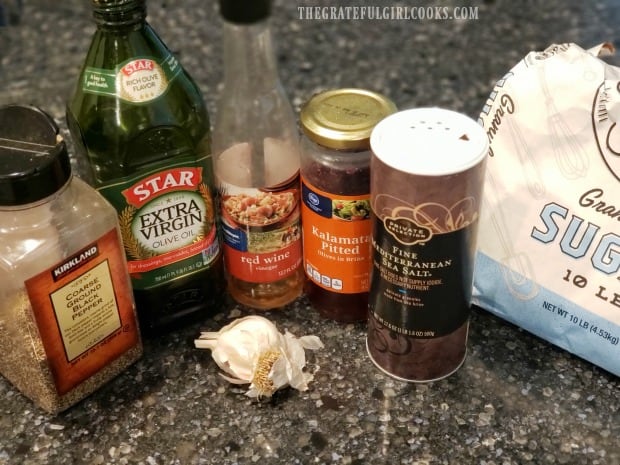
[302,156,370,322]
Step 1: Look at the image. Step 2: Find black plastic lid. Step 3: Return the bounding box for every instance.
[0,105,72,206]
[219,0,271,24]
[91,0,146,26]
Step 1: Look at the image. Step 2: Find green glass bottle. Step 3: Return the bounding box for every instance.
[66,0,225,335]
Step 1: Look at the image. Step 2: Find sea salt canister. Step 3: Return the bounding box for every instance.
[367,107,488,382]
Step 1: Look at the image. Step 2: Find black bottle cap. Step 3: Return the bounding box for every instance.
[91,0,145,11]
[91,0,146,26]
[0,105,72,206]
[219,0,271,24]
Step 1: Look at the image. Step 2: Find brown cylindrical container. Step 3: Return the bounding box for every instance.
[367,107,488,382]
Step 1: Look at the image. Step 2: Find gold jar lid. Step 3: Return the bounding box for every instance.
[300,88,397,150]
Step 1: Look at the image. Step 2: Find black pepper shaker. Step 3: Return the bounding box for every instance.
[0,105,142,413]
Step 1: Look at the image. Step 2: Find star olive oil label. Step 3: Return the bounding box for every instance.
[99,159,220,290]
[82,54,181,103]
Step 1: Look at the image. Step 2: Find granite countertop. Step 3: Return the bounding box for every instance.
[1,1,619,464]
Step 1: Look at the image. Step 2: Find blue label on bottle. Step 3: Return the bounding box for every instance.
[302,182,333,219]
[222,221,248,252]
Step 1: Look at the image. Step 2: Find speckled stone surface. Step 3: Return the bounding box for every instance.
[0,1,619,464]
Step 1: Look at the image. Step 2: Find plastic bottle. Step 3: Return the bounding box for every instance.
[66,0,225,335]
[0,104,142,414]
[213,0,303,310]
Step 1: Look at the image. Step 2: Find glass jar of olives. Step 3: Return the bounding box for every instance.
[299,88,396,322]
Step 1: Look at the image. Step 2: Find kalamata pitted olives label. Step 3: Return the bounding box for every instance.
[301,177,372,294]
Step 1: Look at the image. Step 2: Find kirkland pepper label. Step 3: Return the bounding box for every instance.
[219,178,302,284]
[82,54,181,103]
[98,158,220,290]
[25,229,140,396]
[301,177,372,293]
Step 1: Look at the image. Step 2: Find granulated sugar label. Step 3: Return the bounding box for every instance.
[473,42,620,376]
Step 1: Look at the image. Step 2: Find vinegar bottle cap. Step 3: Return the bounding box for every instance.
[219,0,271,24]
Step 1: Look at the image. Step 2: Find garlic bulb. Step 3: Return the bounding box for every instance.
[195,315,323,398]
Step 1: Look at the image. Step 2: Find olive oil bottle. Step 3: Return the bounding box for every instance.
[67,0,225,335]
